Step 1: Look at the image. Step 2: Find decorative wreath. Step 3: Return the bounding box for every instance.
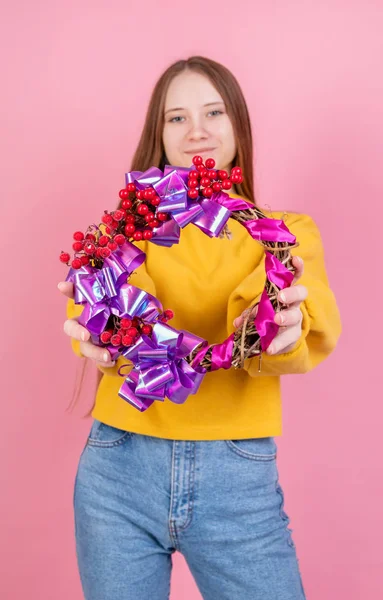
[60,156,299,412]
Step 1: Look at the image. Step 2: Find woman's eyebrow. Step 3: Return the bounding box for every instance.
[164,101,225,116]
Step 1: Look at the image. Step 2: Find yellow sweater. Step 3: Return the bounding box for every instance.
[66,197,341,440]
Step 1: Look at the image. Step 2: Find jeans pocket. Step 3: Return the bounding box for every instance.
[87,419,133,448]
[225,437,277,461]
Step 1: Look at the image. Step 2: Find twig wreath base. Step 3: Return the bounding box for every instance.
[61,156,299,411]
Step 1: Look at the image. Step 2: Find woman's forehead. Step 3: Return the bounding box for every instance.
[164,72,224,111]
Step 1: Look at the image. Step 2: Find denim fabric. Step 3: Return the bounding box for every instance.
[74,419,306,599]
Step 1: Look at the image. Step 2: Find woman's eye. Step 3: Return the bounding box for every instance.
[169,116,185,123]
[208,110,223,117]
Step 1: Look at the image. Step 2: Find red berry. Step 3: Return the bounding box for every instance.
[119,189,129,200]
[114,234,126,246]
[120,318,132,329]
[85,233,96,242]
[122,198,132,210]
[132,317,140,327]
[230,174,241,183]
[136,190,143,200]
[188,178,198,188]
[73,231,84,241]
[164,309,174,320]
[102,214,113,225]
[150,196,161,207]
[127,327,139,337]
[144,212,155,222]
[192,155,203,166]
[122,335,134,346]
[218,170,228,180]
[113,209,125,221]
[98,235,109,247]
[188,188,199,200]
[105,226,112,235]
[126,214,135,224]
[200,177,211,188]
[95,247,103,258]
[189,170,200,179]
[107,241,118,251]
[60,252,70,263]
[137,203,149,215]
[197,165,207,175]
[141,324,152,335]
[222,179,232,190]
[237,175,243,184]
[111,334,122,346]
[157,212,168,222]
[232,166,242,175]
[207,169,217,180]
[71,258,82,269]
[101,247,111,258]
[143,188,155,200]
[124,223,136,236]
[126,183,136,192]
[100,331,112,343]
[205,158,216,169]
[202,187,213,198]
[133,231,143,241]
[143,230,153,240]
[84,242,96,255]
[148,219,159,229]
[212,182,222,192]
[72,241,83,252]
[80,255,90,265]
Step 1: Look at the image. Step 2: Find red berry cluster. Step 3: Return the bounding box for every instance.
[187,156,243,200]
[100,310,174,348]
[59,182,170,269]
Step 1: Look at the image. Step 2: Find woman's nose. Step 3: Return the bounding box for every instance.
[187,119,209,141]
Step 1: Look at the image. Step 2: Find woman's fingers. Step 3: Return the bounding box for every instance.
[233,306,257,330]
[63,319,114,365]
[58,281,74,299]
[278,284,308,306]
[291,256,304,285]
[63,318,90,342]
[274,306,303,327]
[79,339,115,365]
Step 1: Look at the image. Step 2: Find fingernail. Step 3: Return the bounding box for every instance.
[268,344,274,354]
[278,313,285,324]
[296,256,303,265]
[57,282,64,290]
[81,331,88,341]
[279,291,286,303]
[103,352,110,362]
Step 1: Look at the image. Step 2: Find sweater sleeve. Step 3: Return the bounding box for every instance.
[66,240,157,377]
[226,212,342,376]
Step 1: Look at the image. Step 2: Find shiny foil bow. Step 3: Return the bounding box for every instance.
[117,322,207,412]
[125,165,232,245]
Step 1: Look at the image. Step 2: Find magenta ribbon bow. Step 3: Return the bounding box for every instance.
[117,322,206,412]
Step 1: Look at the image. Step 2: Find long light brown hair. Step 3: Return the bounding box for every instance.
[67,55,257,416]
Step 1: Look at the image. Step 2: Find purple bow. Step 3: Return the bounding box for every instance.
[65,243,147,350]
[124,165,233,246]
[117,322,206,412]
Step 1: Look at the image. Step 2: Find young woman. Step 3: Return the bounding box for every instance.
[58,56,341,599]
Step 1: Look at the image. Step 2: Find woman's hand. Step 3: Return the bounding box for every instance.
[58,281,116,367]
[233,256,308,356]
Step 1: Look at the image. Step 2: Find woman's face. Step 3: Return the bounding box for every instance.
[162,70,237,172]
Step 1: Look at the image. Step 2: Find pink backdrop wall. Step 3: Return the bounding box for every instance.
[1,1,382,598]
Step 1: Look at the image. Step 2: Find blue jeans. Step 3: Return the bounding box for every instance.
[74,419,306,599]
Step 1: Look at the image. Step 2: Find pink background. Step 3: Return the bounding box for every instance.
[1,1,382,598]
